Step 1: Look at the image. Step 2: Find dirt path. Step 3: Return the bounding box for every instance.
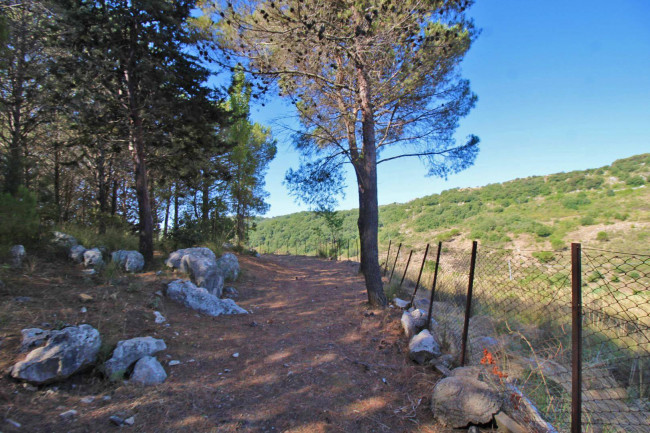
[1,254,450,432]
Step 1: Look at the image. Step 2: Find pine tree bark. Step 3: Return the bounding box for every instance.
[355,63,387,307]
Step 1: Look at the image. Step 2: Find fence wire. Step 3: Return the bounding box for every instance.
[255,238,649,432]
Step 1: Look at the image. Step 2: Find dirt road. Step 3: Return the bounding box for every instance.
[0,254,448,432]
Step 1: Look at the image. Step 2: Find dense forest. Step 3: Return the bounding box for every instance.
[0,0,275,258]
[250,153,650,255]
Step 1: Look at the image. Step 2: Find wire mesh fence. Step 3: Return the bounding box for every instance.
[253,237,649,431]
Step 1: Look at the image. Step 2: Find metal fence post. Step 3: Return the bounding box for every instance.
[409,243,430,306]
[384,239,392,275]
[460,240,478,367]
[426,242,443,330]
[399,250,414,288]
[389,243,402,283]
[571,243,582,433]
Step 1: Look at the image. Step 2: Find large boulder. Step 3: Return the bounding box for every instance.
[52,231,78,249]
[215,253,239,282]
[166,248,223,296]
[111,250,145,273]
[10,325,101,384]
[9,245,26,268]
[408,329,441,364]
[130,356,167,386]
[69,245,87,263]
[180,254,223,297]
[83,248,104,268]
[165,247,216,269]
[104,337,166,380]
[166,279,247,317]
[431,375,502,428]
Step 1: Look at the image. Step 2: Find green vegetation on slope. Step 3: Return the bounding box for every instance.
[249,154,650,254]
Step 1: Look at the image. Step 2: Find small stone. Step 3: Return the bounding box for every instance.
[154,311,166,324]
[393,298,410,308]
[124,416,135,426]
[14,296,31,303]
[78,293,93,302]
[80,307,87,313]
[169,360,181,366]
[109,415,124,426]
[232,352,239,358]
[80,396,95,404]
[102,395,111,401]
[59,409,78,420]
[81,269,97,276]
[23,383,37,391]
[155,290,163,297]
[156,271,163,276]
[6,418,21,428]
[468,427,479,433]
[282,363,289,368]
[223,368,230,372]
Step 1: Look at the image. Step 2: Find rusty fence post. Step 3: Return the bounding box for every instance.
[409,243,430,306]
[571,243,582,433]
[459,240,478,367]
[426,242,443,329]
[389,243,402,283]
[399,250,414,288]
[384,239,393,275]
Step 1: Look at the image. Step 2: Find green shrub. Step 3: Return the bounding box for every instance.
[580,215,595,226]
[587,271,603,282]
[61,224,138,252]
[596,231,609,241]
[532,251,555,263]
[626,175,646,187]
[535,225,553,238]
[0,187,39,248]
[562,193,591,210]
[550,238,566,251]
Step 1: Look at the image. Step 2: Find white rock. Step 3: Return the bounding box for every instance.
[10,245,26,268]
[124,416,135,426]
[431,375,501,428]
[130,356,166,386]
[215,253,240,282]
[11,325,101,384]
[69,245,87,263]
[6,418,21,428]
[168,360,181,366]
[232,352,239,358]
[104,337,166,380]
[166,279,247,317]
[83,248,103,268]
[80,307,87,313]
[153,311,166,324]
[59,409,78,420]
[20,328,51,352]
[111,250,145,273]
[393,298,410,308]
[408,329,441,364]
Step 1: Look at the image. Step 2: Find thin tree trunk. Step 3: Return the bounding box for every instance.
[125,16,153,263]
[54,143,61,222]
[355,63,386,307]
[173,183,179,232]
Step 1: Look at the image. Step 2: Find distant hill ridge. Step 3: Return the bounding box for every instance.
[250,153,650,254]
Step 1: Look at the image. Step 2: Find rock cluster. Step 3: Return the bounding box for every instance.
[165,248,241,298]
[400,300,509,429]
[104,336,167,381]
[11,325,168,387]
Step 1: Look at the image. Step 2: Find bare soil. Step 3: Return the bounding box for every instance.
[0,253,463,432]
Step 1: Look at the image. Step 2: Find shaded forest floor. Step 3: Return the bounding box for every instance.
[0,253,476,432]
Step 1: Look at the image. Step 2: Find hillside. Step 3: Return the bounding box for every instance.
[249,153,650,255]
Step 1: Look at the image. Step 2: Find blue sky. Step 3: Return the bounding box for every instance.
[246,0,650,217]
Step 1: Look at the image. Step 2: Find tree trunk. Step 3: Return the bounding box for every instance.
[163,191,171,237]
[54,143,61,222]
[173,183,179,232]
[125,15,153,263]
[354,63,387,307]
